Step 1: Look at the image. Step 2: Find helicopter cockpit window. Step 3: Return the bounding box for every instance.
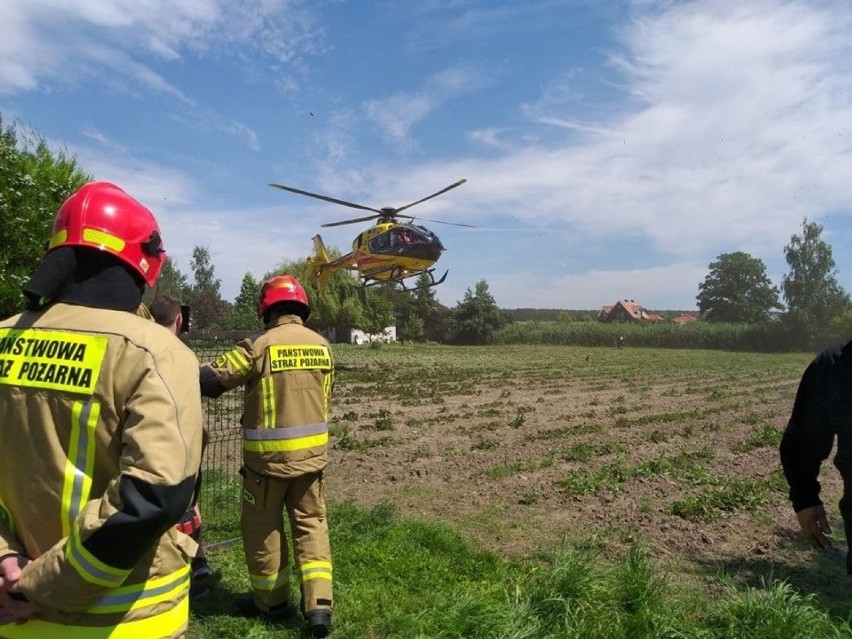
[414,225,436,241]
[392,227,416,245]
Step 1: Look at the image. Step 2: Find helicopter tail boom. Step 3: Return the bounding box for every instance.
[308,234,360,291]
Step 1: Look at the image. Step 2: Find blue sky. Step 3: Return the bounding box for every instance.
[3,0,852,311]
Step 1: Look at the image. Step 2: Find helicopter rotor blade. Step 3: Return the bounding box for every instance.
[320,214,382,228]
[269,183,383,214]
[409,216,476,228]
[393,178,467,214]
[321,212,416,228]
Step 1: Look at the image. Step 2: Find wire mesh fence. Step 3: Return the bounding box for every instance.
[190,339,246,524]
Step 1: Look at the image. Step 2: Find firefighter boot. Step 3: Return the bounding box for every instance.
[235,595,295,621]
[306,610,332,638]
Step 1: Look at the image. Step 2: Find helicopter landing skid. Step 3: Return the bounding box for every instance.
[398,269,448,291]
[361,268,447,291]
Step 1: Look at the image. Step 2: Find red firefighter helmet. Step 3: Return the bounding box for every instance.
[258,275,310,319]
[48,181,165,287]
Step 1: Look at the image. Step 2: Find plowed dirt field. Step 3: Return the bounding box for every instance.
[322,344,849,614]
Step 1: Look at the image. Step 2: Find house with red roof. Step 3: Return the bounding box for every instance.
[597,299,665,323]
[672,312,699,325]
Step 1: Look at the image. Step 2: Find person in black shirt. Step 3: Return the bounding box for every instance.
[780,340,852,569]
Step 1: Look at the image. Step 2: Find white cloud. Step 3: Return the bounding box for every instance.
[466,128,509,148]
[217,120,261,152]
[363,63,499,148]
[72,145,199,209]
[67,141,316,300]
[363,94,434,150]
[159,205,316,299]
[0,0,324,97]
[421,0,852,262]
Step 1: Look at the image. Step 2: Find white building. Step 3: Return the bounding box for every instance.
[349,326,397,345]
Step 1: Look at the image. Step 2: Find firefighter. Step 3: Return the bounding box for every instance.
[200,275,334,638]
[149,294,215,599]
[0,182,203,638]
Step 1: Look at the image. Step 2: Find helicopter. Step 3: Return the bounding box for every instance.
[269,178,471,291]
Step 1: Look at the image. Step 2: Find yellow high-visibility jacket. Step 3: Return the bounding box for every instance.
[0,302,203,639]
[200,315,333,479]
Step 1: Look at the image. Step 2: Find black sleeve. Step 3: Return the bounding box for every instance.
[83,475,196,569]
[779,356,837,512]
[200,366,228,398]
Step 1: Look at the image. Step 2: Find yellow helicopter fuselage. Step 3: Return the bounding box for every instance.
[308,222,445,289]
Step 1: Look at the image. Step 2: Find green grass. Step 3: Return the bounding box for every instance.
[188,501,852,639]
[735,424,783,453]
[667,476,779,521]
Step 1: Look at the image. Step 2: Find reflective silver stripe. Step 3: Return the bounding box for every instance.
[92,568,190,611]
[64,399,99,536]
[250,569,290,591]
[244,422,328,441]
[67,527,130,588]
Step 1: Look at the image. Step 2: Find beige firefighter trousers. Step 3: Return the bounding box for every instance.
[241,466,333,614]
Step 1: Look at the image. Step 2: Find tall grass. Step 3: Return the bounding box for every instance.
[491,321,805,352]
[189,502,852,639]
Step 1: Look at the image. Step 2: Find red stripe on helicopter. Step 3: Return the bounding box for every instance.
[353,252,389,265]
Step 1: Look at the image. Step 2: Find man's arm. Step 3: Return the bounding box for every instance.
[200,365,228,398]
[780,356,838,548]
[780,360,837,511]
[200,339,256,398]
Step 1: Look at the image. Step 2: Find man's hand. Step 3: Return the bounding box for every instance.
[0,590,36,625]
[0,555,36,624]
[796,505,832,549]
[0,555,28,592]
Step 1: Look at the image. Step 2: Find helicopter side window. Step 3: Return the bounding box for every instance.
[369,233,391,253]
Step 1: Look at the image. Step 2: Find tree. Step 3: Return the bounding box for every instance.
[156,257,189,299]
[0,115,89,316]
[359,289,396,335]
[386,272,444,342]
[410,273,438,341]
[367,281,423,342]
[216,272,262,330]
[696,251,783,323]
[447,279,508,345]
[186,245,228,329]
[782,218,850,342]
[829,310,852,343]
[189,246,221,295]
[232,272,261,329]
